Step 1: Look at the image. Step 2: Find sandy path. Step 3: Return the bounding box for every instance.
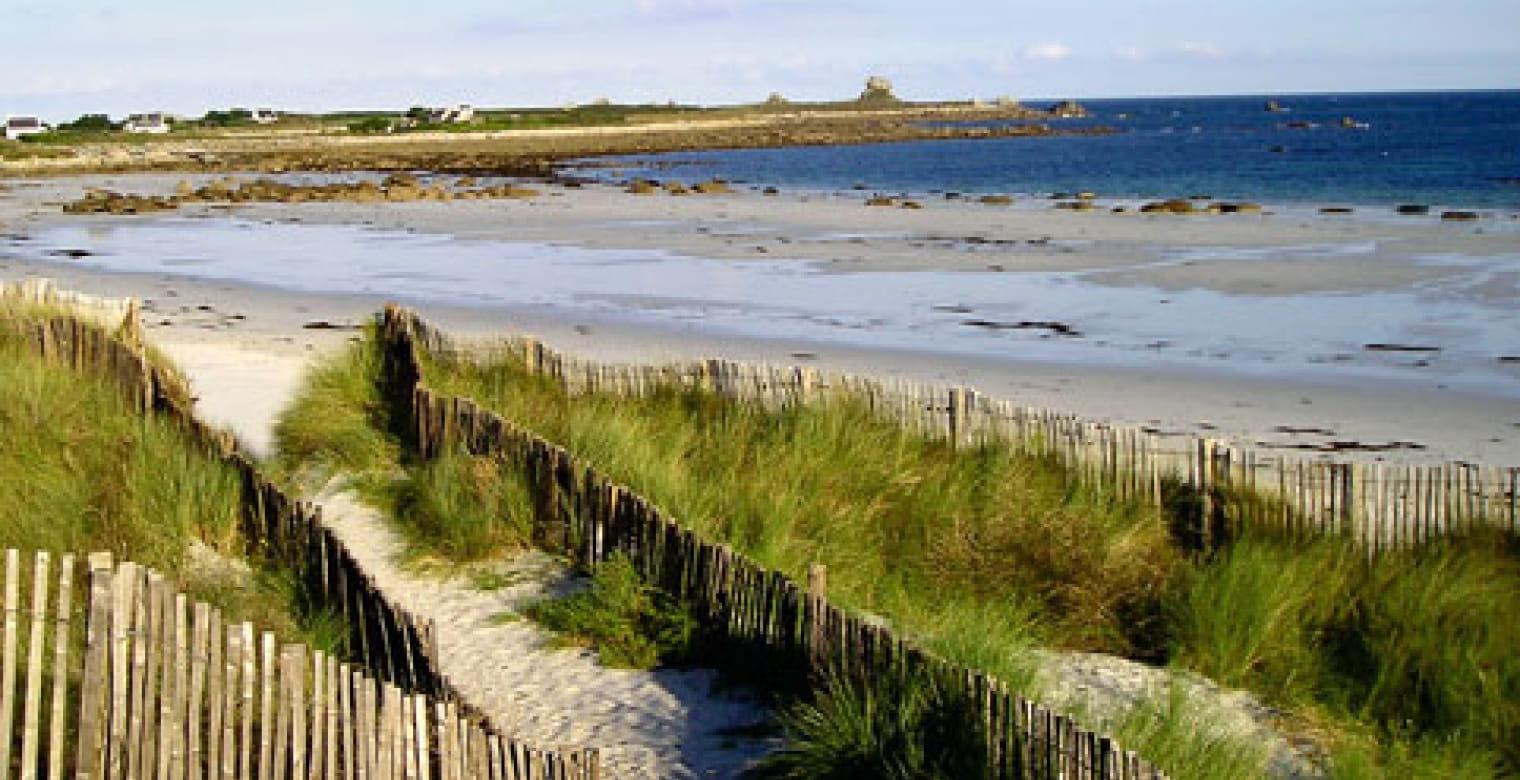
[160,337,774,779]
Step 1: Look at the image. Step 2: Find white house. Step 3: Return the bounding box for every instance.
[123,113,171,134]
[251,108,279,124]
[2,116,49,139]
[427,104,475,124]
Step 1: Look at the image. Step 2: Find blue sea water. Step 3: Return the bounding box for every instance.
[587,91,1520,209]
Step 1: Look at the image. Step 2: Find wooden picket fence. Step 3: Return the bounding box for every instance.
[391,310,1519,552]
[1,289,599,777]
[0,550,595,780]
[380,306,1169,780]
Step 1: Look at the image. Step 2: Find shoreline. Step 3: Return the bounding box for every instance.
[2,172,1517,467]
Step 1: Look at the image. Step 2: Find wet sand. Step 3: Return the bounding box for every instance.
[2,173,1517,466]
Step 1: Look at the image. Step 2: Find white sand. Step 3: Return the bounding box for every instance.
[3,173,1517,466]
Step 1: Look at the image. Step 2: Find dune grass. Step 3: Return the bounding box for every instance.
[419,355,1181,669]
[0,321,334,649]
[275,331,1520,778]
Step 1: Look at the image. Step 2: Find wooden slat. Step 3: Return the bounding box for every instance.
[311,653,326,780]
[169,593,191,780]
[46,554,75,780]
[75,554,114,780]
[107,563,139,780]
[239,624,255,780]
[188,603,212,780]
[1,549,22,780]
[18,552,50,780]
[289,646,308,780]
[127,573,156,780]
[260,633,277,780]
[325,656,339,780]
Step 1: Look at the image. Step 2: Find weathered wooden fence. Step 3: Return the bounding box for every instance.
[393,310,1519,551]
[4,308,443,702]
[381,306,1169,780]
[0,549,595,780]
[1,287,600,776]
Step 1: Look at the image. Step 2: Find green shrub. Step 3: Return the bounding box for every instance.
[750,665,988,780]
[391,448,535,560]
[346,117,393,134]
[525,553,700,669]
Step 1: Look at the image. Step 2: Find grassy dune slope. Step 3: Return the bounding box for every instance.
[277,332,1519,779]
[0,320,320,645]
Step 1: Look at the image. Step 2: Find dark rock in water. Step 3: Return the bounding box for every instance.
[1273,425,1338,436]
[1269,439,1426,453]
[1319,207,1354,215]
[1396,204,1430,215]
[963,319,1082,337]
[1441,210,1479,221]
[1497,356,1520,364]
[47,248,93,258]
[1364,343,1441,353]
[1216,202,1263,214]
[303,320,361,330]
[762,187,779,196]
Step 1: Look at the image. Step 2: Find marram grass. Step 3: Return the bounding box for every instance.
[276,330,1520,779]
[0,324,337,650]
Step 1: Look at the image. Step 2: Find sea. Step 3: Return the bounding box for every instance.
[580,90,1520,211]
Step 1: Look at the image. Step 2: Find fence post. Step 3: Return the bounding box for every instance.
[806,564,827,672]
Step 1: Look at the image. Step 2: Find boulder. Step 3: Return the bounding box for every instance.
[692,179,735,195]
[978,194,1013,206]
[1140,199,1197,214]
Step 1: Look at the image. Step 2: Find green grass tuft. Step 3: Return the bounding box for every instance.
[749,665,989,780]
[525,553,701,670]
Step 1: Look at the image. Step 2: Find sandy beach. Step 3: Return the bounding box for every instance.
[2,172,1517,467]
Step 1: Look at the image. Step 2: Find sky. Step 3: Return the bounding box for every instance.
[3,0,1517,122]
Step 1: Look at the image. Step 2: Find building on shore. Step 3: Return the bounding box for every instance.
[123,113,172,133]
[427,104,475,124]
[2,115,50,139]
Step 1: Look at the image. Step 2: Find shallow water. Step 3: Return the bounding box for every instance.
[10,217,1520,399]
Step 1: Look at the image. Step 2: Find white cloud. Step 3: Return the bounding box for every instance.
[1179,41,1227,59]
[1024,42,1072,62]
[634,0,741,16]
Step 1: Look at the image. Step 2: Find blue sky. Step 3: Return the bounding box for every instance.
[3,0,1517,121]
